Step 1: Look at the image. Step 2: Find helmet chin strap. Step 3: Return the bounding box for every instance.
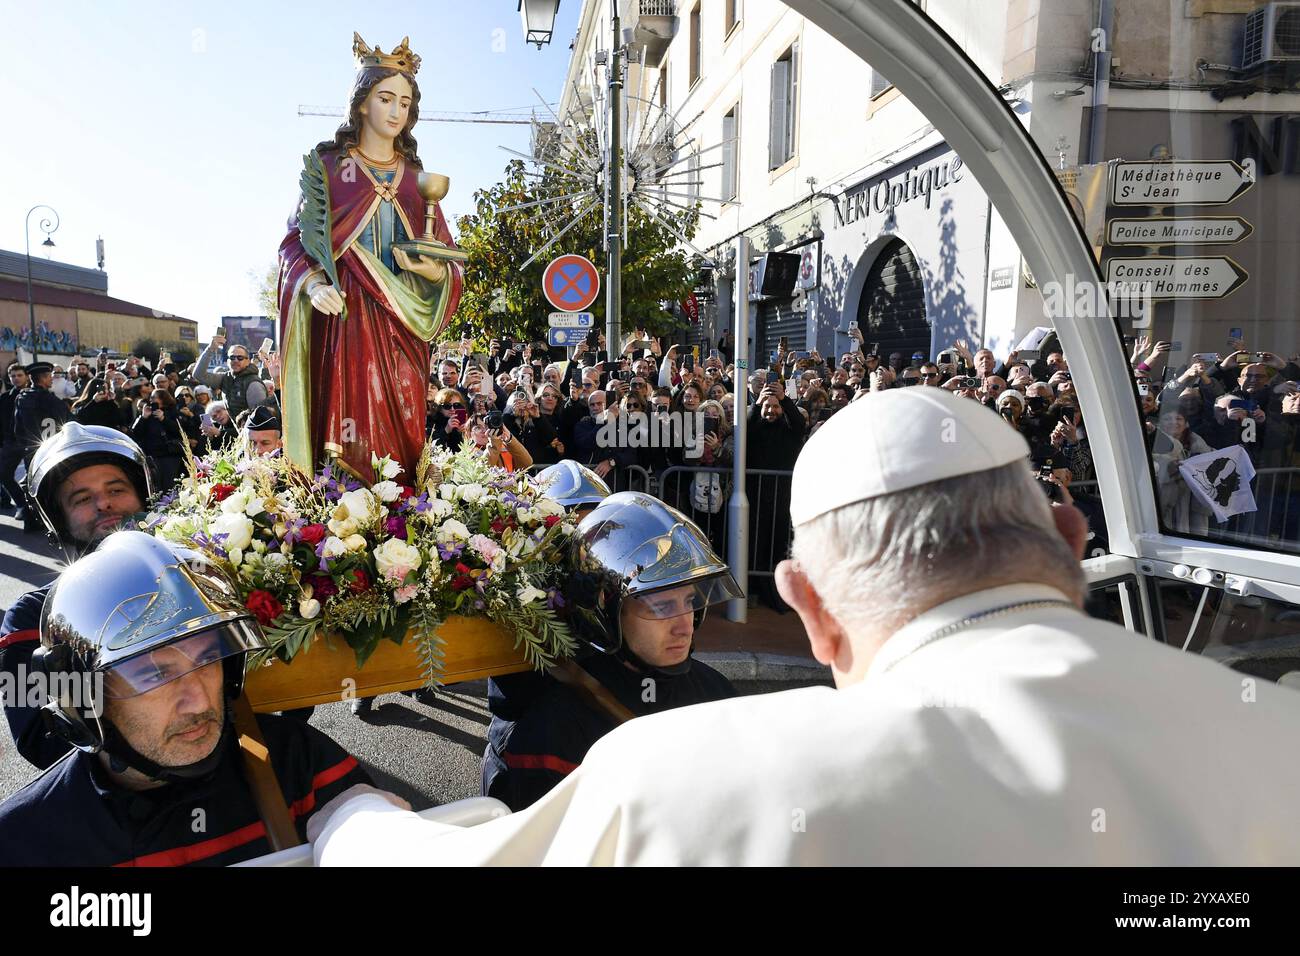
[103,714,232,785]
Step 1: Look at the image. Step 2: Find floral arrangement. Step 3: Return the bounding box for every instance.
[146,442,578,685]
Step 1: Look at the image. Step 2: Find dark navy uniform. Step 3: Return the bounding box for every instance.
[482,652,735,812]
[14,385,70,457]
[0,713,371,866]
[0,582,67,769]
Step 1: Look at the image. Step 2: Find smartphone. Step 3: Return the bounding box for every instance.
[585,330,600,348]
[471,352,489,367]
[683,354,695,372]
[1018,349,1041,363]
[779,336,789,352]
[618,370,634,382]
[259,337,274,355]
[937,350,955,365]
[765,371,779,385]
[450,408,468,426]
[1137,382,1150,397]
[201,413,214,430]
[1192,352,1220,364]
[709,349,721,361]
[500,337,513,354]
[596,350,609,363]
[958,377,980,389]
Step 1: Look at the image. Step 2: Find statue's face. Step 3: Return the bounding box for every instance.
[360,74,414,143]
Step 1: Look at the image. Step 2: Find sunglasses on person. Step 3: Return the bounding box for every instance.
[442,401,466,410]
[229,354,250,363]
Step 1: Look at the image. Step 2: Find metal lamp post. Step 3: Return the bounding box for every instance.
[24,205,60,364]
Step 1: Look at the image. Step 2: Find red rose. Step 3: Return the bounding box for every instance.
[210,483,237,503]
[399,484,416,502]
[490,518,507,535]
[299,523,327,546]
[544,515,562,529]
[245,589,284,627]
[451,574,474,592]
[349,568,372,593]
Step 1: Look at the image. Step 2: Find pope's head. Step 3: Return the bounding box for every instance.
[776,389,1088,688]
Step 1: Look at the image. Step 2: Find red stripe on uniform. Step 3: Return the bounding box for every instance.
[0,629,39,651]
[503,752,579,776]
[113,754,361,867]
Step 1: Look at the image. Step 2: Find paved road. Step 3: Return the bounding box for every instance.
[0,510,824,807]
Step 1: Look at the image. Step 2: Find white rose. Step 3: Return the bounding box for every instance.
[371,480,401,503]
[327,502,358,539]
[264,552,289,570]
[534,498,565,518]
[373,537,423,579]
[227,548,244,568]
[251,539,267,555]
[458,483,486,504]
[437,519,471,542]
[338,489,376,525]
[244,495,266,518]
[321,536,348,559]
[299,598,322,619]
[344,533,368,552]
[517,585,547,605]
[371,453,402,481]
[425,498,453,520]
[211,512,254,552]
[439,485,458,501]
[220,491,249,515]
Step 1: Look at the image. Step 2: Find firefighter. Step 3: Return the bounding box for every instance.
[0,531,375,866]
[1,423,153,768]
[481,491,740,811]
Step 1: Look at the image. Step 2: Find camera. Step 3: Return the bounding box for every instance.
[485,410,504,432]
[958,377,979,389]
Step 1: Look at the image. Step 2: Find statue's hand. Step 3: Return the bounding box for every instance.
[394,246,447,284]
[309,283,345,316]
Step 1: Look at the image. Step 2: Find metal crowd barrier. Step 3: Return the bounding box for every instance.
[524,461,652,495]
[654,465,795,578]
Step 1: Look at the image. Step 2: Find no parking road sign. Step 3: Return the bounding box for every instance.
[543,254,600,312]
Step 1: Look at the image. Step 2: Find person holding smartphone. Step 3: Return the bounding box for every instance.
[467,411,532,472]
[192,331,270,422]
[429,386,470,451]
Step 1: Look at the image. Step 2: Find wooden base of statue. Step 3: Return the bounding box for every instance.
[244,616,531,712]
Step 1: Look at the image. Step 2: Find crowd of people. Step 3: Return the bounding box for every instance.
[0,332,283,533]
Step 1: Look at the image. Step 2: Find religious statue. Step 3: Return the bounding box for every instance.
[278,33,464,480]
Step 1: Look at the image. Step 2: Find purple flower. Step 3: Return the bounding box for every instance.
[436,541,464,562]
[384,515,408,539]
[473,599,485,611]
[547,589,566,611]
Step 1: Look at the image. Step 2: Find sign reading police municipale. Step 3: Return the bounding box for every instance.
[1106,216,1253,246]
[1111,161,1254,206]
[1104,256,1248,300]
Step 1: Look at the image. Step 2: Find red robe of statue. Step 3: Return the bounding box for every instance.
[277,148,463,481]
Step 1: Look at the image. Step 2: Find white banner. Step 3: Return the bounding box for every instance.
[1178,444,1257,524]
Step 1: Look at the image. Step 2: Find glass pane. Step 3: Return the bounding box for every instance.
[1154,580,1300,685]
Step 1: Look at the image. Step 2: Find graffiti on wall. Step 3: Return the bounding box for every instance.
[0,322,79,355]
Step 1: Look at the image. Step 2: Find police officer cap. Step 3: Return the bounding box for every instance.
[244,405,281,432]
[790,388,1030,527]
[25,361,54,376]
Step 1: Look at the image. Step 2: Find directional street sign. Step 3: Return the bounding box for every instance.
[547,310,595,328]
[547,327,590,348]
[542,254,601,312]
[1105,256,1249,300]
[1106,216,1253,246]
[1111,160,1254,207]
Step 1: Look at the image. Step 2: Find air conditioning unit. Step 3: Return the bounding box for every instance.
[1241,2,1300,70]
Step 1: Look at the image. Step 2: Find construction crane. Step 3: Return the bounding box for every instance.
[297,105,557,126]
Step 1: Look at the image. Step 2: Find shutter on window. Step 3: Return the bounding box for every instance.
[787,43,799,160]
[721,112,736,199]
[769,58,787,169]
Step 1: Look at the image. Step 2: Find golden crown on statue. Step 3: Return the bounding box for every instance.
[352,32,422,75]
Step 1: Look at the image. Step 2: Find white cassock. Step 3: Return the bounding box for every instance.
[315,582,1300,865]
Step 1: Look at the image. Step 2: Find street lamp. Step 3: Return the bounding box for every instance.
[519,0,561,49]
[24,205,60,364]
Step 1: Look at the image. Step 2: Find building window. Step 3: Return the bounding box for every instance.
[725,0,740,35]
[687,143,700,204]
[870,69,892,98]
[721,106,739,200]
[769,42,799,170]
[689,4,702,87]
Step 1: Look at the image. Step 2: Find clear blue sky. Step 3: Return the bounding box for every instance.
[0,0,582,339]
